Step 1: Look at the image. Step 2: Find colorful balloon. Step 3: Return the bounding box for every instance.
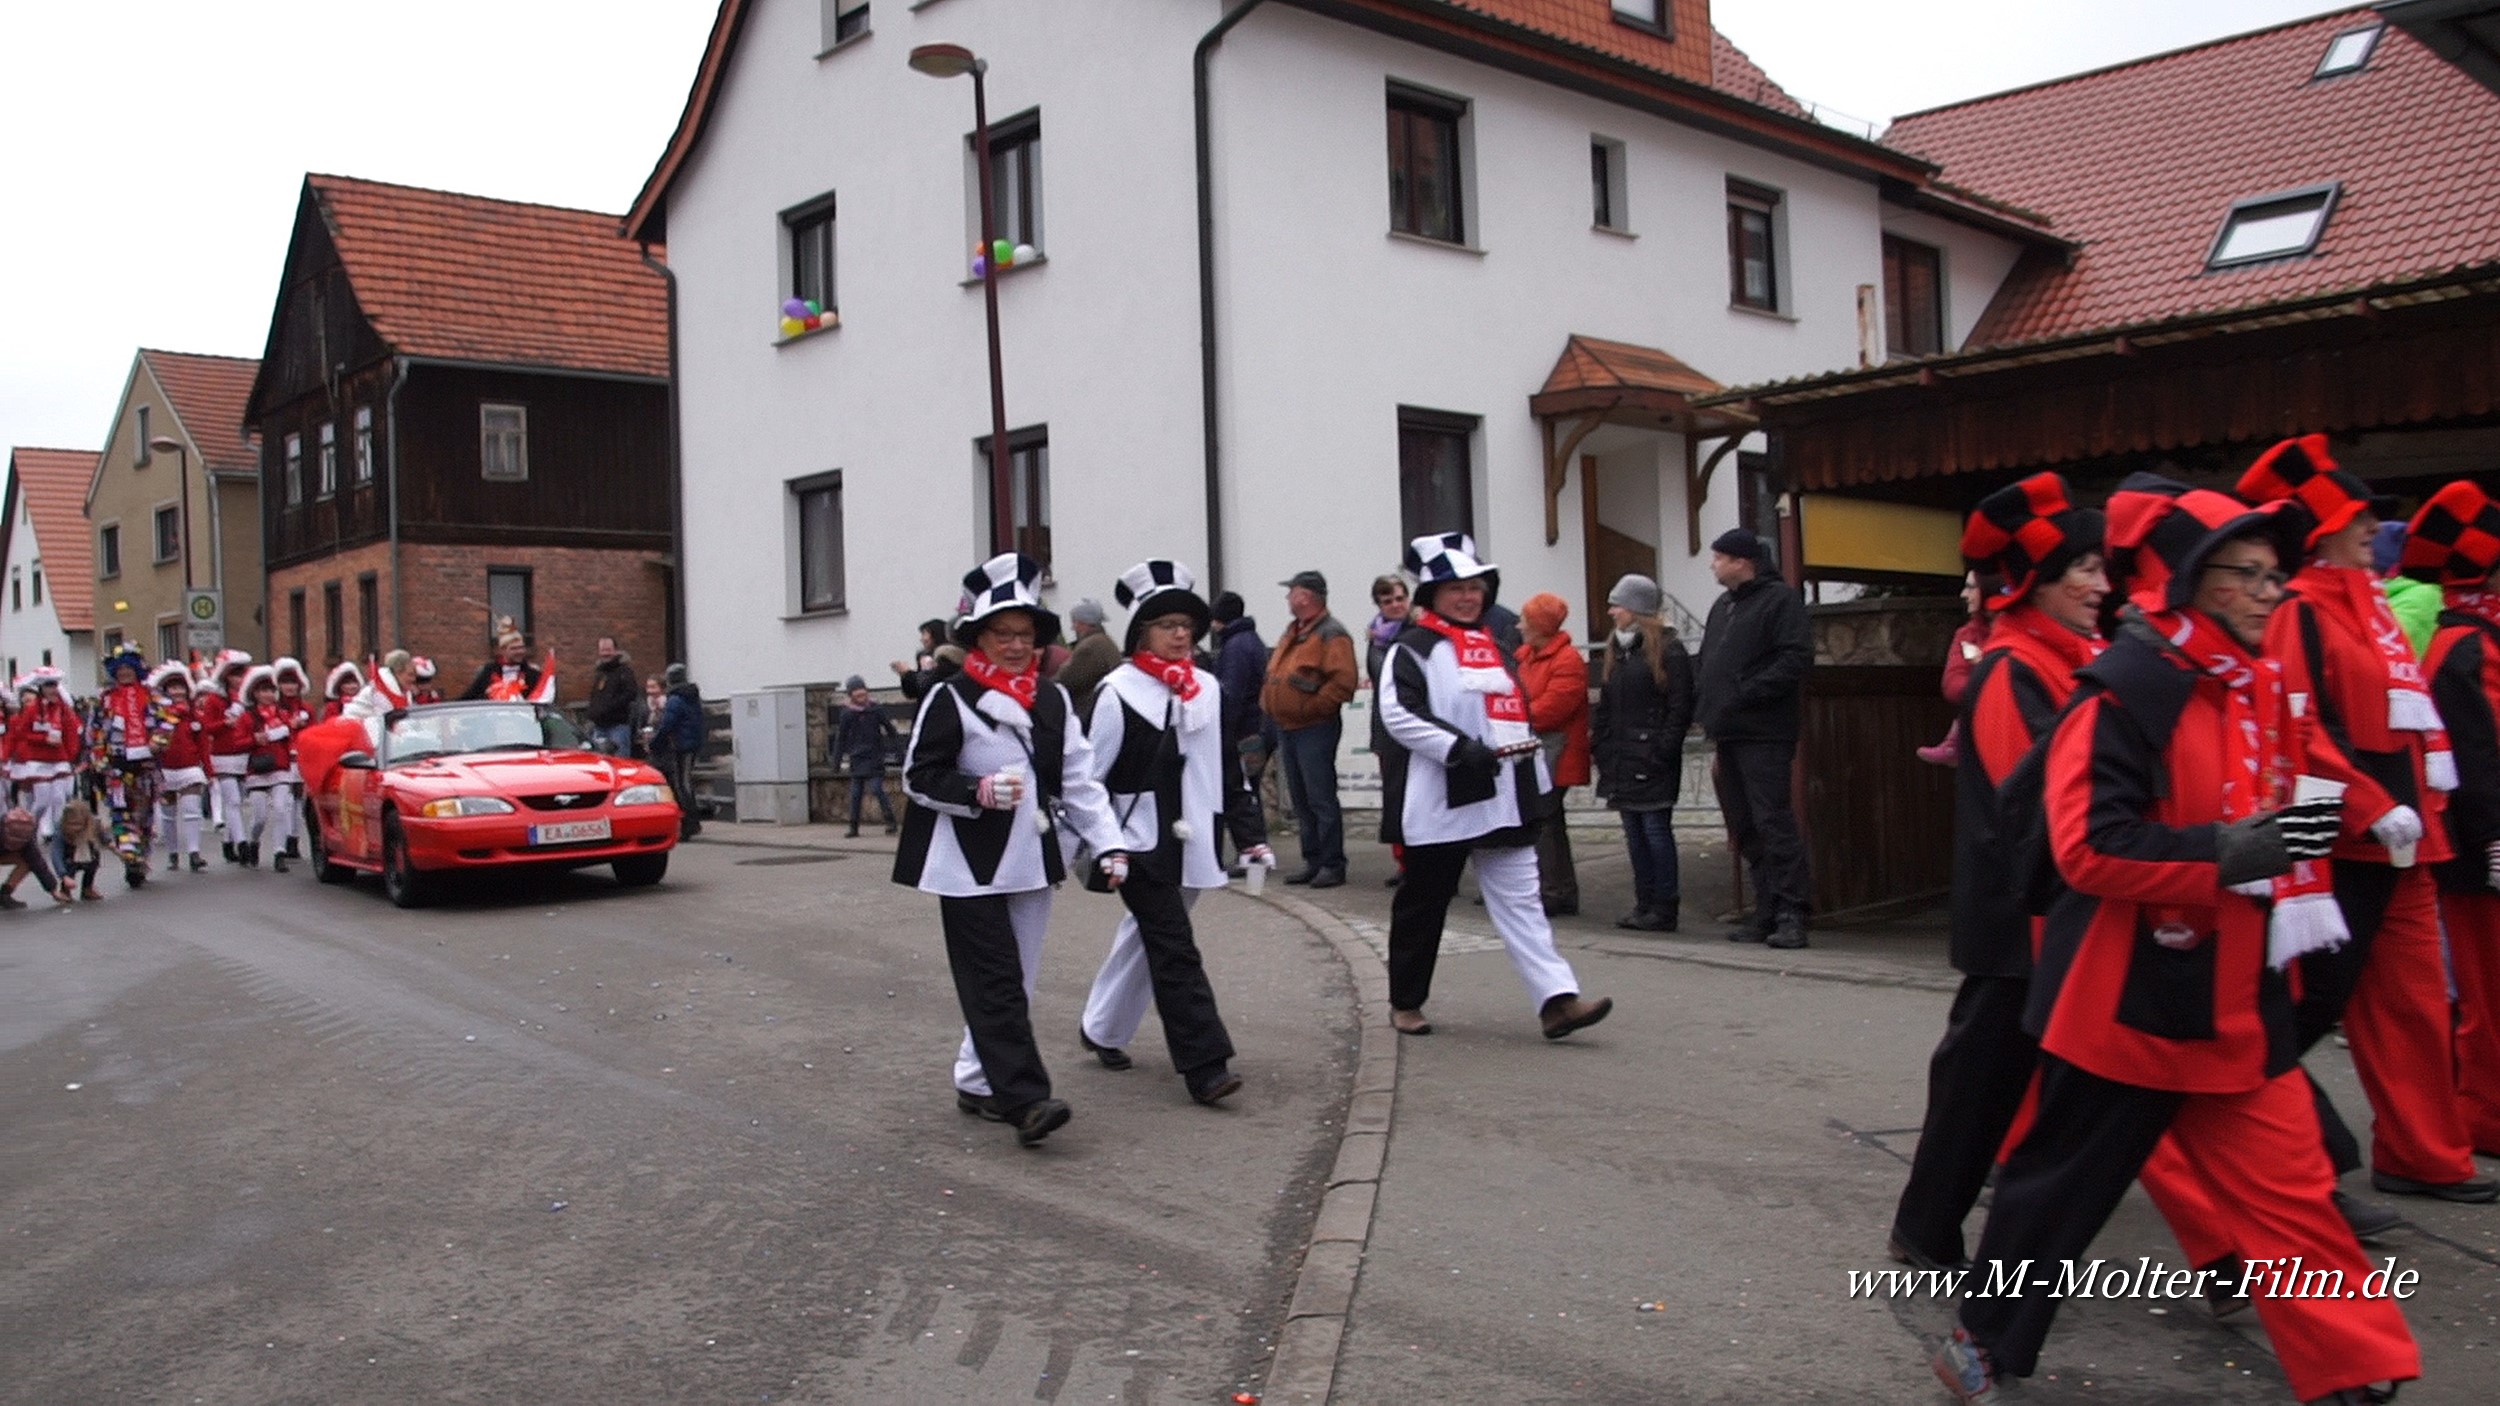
[803,299,822,317]
[971,255,988,278]
[802,313,822,330]
[1012,243,1038,265]
[780,316,807,338]
[992,239,1013,266]
[782,297,808,319]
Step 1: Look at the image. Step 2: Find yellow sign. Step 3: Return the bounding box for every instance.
[1800,495,1964,578]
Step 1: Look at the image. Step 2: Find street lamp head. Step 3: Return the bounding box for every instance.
[908,43,983,78]
[148,436,183,455]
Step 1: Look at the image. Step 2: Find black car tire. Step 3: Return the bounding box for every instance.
[306,804,355,886]
[381,812,432,909]
[613,853,669,888]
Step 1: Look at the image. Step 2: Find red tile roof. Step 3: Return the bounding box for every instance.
[310,174,669,379]
[141,349,261,473]
[1884,8,2500,348]
[1709,25,1808,119]
[7,448,100,632]
[1539,333,1723,399]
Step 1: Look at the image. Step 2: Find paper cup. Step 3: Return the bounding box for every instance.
[2293,775,2347,806]
[1243,861,1267,896]
[2388,840,2417,869]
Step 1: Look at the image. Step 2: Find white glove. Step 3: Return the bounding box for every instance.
[976,771,1024,811]
[1097,851,1129,888]
[262,724,291,743]
[2486,840,2500,893]
[2370,805,2423,851]
[1243,844,1275,868]
[124,745,152,762]
[2227,878,2275,899]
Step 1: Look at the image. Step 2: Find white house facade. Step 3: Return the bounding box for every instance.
[631,0,2047,697]
[2,448,100,691]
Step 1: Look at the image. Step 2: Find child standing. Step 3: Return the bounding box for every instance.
[833,676,898,837]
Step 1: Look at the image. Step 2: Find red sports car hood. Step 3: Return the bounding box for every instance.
[390,750,656,794]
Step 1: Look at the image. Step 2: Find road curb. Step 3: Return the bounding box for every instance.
[1240,885,1397,1406]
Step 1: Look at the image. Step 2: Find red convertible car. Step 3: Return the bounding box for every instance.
[303,701,680,906]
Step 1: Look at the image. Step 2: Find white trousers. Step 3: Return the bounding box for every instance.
[1081,888,1204,1051]
[26,775,72,840]
[244,781,297,850]
[954,889,1053,1097]
[155,791,205,858]
[1474,845,1582,1010]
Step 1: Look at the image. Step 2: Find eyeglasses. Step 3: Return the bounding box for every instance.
[1144,618,1197,634]
[980,629,1037,645]
[2203,562,2289,592]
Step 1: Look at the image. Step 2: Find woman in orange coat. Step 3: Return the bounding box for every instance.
[1516,593,1590,918]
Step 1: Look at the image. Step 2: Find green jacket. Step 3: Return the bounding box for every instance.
[2386,576,2441,659]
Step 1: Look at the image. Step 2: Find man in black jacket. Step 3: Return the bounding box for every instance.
[585,637,637,755]
[1696,527,1814,948]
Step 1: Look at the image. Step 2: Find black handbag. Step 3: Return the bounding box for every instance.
[247,750,281,776]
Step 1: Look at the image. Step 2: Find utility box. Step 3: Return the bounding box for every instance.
[731,687,810,824]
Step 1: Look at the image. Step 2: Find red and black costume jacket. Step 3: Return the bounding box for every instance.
[2267,582,2453,867]
[320,697,349,722]
[1948,603,2101,977]
[201,688,254,757]
[159,697,209,771]
[2426,607,2500,895]
[2029,623,2302,1094]
[10,696,83,764]
[251,701,309,771]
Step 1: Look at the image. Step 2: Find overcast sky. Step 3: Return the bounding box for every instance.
[0,0,2351,467]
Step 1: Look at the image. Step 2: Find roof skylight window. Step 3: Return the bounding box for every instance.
[2314,26,2380,78]
[2207,184,2339,269]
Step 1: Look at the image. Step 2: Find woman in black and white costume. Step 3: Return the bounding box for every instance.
[1378,532,1614,1039]
[894,553,1127,1147]
[1075,559,1274,1104]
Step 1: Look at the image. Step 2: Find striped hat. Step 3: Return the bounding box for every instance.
[1403,531,1500,609]
[952,552,1058,649]
[1959,472,2104,609]
[2401,481,2500,585]
[2234,434,2395,549]
[2106,471,2299,614]
[1113,558,1210,652]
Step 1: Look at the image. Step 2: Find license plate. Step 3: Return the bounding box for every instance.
[528,818,612,845]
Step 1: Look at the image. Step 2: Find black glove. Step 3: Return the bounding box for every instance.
[1448,737,1501,783]
[2273,796,2343,861]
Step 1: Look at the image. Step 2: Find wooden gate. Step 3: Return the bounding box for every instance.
[1799,665,1956,921]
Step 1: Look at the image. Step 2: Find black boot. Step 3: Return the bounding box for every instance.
[241,842,259,869]
[272,852,290,874]
[223,840,237,863]
[282,837,300,859]
[846,823,860,838]
[190,854,207,872]
[1767,913,1810,950]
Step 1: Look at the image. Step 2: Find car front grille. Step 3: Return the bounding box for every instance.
[518,791,609,811]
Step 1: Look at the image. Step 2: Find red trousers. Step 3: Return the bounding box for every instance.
[2345,867,2476,1182]
[2446,889,2500,1155]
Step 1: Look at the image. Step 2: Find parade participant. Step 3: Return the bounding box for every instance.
[9,667,81,839]
[1075,559,1273,1103]
[1889,474,2105,1272]
[0,806,73,907]
[90,646,168,886]
[2236,436,2490,1204]
[2,680,29,809]
[196,652,256,862]
[1934,480,2417,1405]
[321,661,364,722]
[273,658,316,862]
[464,620,555,702]
[2405,481,2500,1157]
[408,656,444,706]
[237,664,299,871]
[1376,532,1612,1040]
[894,553,1126,1147]
[148,662,209,873]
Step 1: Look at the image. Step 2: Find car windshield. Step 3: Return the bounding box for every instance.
[383,705,586,763]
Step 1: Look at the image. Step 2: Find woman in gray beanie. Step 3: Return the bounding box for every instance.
[1590,574,1694,930]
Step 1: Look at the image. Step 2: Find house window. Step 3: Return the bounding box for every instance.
[289,589,307,662]
[136,405,152,466]
[1727,180,1783,311]
[974,426,1051,568]
[354,407,374,483]
[2315,26,2380,78]
[481,403,529,481]
[1736,451,1781,571]
[1397,408,1478,544]
[1882,235,1945,356]
[2208,185,2339,269]
[284,432,303,506]
[322,581,344,665]
[785,194,837,313]
[487,568,532,645]
[159,620,182,663]
[1591,137,1628,232]
[8,573,17,612]
[1387,85,1466,244]
[1611,0,1669,35]
[821,0,869,49]
[29,566,40,606]
[153,505,182,564]
[317,420,338,498]
[791,471,846,614]
[99,523,123,578]
[357,573,379,660]
[104,629,124,657]
[970,110,1043,252]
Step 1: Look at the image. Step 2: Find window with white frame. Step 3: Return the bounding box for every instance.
[2208,185,2339,269]
[1611,0,1669,35]
[317,420,338,498]
[785,193,837,314]
[1591,136,1628,232]
[790,471,846,614]
[1727,179,1783,311]
[284,432,303,506]
[2315,26,2380,78]
[153,504,181,564]
[481,403,529,481]
[970,110,1043,253]
[354,406,374,483]
[821,0,869,50]
[158,619,182,663]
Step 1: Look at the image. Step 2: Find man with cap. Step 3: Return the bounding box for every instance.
[1694,526,1815,947]
[2405,481,2500,1158]
[1055,598,1122,722]
[832,675,898,837]
[1933,476,2418,1406]
[1890,473,2107,1273]
[2238,435,2490,1205]
[1260,570,1358,888]
[1075,559,1274,1104]
[1375,532,1612,1040]
[894,552,1127,1147]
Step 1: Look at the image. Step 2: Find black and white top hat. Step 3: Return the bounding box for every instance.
[1403,531,1500,609]
[1113,558,1211,652]
[953,552,1059,648]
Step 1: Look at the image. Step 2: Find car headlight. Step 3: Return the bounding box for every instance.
[420,796,516,818]
[613,784,670,807]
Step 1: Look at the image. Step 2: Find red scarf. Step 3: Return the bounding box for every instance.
[1128,651,1200,701]
[961,652,1040,712]
[104,684,154,757]
[2292,563,2448,743]
[2448,587,2500,632]
[1998,601,2104,674]
[1411,608,1527,725]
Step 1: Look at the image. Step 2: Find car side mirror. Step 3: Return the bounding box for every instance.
[339,751,377,771]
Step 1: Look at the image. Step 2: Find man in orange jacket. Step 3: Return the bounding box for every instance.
[1261,571,1358,888]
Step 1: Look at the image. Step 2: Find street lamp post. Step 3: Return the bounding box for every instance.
[910,42,1016,557]
[148,435,193,590]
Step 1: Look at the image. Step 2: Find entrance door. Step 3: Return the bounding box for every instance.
[1580,444,1663,639]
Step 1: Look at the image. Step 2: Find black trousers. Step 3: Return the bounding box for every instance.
[1893,973,2037,1266]
[940,894,1051,1112]
[1388,841,1474,1011]
[2296,860,2400,1175]
[1960,1056,2183,1378]
[1714,739,1810,924]
[1116,872,1236,1074]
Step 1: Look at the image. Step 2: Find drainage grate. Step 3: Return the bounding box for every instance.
[733,852,847,867]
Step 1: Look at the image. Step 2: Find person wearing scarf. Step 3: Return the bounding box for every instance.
[1074,560,1274,1105]
[196,652,257,863]
[1890,474,2106,1273]
[1935,482,2419,1406]
[2406,482,2500,1160]
[8,670,82,840]
[149,663,210,874]
[893,553,1125,1148]
[91,648,171,883]
[2237,436,2489,1206]
[1375,532,1611,1041]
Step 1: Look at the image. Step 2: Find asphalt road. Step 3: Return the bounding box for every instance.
[1,840,1355,1405]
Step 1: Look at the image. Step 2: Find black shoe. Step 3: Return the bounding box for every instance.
[1283,868,1319,886]
[1308,869,1345,890]
[1544,900,1578,917]
[1079,1028,1133,1071]
[189,854,207,872]
[2370,1170,2500,1203]
[167,853,182,873]
[884,822,898,835]
[0,892,24,911]
[222,841,237,863]
[955,1090,1008,1122]
[1767,919,1810,950]
[1726,925,1768,944]
[1616,909,1672,932]
[845,825,860,838]
[1886,1229,1969,1274]
[1007,1098,1072,1147]
[1186,1064,1244,1106]
[282,838,300,859]
[271,854,290,875]
[2333,1190,2405,1241]
[241,844,259,869]
[2197,1255,2251,1319]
